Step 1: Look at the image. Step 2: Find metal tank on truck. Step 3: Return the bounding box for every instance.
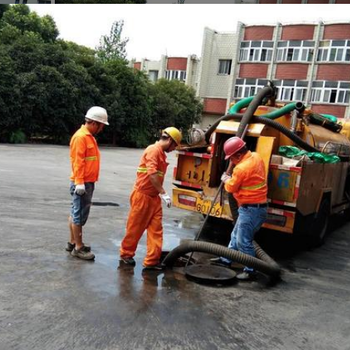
[172,83,350,247]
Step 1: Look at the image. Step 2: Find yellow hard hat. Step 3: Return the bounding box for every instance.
[163,127,182,146]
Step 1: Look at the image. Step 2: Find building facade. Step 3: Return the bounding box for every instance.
[132,55,199,90]
[196,28,239,126]
[197,22,350,127]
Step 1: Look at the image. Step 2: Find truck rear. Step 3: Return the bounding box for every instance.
[172,98,350,246]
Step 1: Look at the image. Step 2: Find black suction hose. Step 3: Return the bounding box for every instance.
[205,113,243,144]
[225,114,319,153]
[236,85,275,137]
[163,240,281,277]
[167,85,282,278]
[204,85,275,143]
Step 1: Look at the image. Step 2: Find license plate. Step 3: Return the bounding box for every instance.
[196,199,223,217]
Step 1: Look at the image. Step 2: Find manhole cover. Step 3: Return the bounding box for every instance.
[92,202,119,207]
[185,264,236,285]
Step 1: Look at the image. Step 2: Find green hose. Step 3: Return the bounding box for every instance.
[259,102,297,119]
[229,99,299,121]
[228,96,254,114]
[320,114,338,123]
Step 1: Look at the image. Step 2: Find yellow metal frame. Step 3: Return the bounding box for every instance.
[173,187,297,233]
[173,187,227,218]
[263,213,295,234]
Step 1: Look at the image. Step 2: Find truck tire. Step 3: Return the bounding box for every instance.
[311,199,330,247]
[295,198,330,248]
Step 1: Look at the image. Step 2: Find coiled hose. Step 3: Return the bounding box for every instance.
[162,240,281,277]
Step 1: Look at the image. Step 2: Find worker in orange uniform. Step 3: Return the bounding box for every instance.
[211,136,268,280]
[67,106,109,260]
[119,127,182,270]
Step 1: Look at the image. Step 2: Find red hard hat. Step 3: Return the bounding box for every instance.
[223,137,246,160]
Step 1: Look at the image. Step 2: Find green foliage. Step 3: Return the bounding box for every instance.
[9,130,26,144]
[149,79,202,140]
[1,5,58,42]
[0,5,10,20]
[0,6,202,148]
[96,20,129,62]
[98,60,152,147]
[55,0,146,3]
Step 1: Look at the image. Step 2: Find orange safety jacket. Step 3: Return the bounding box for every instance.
[70,125,100,185]
[134,142,168,197]
[225,151,267,207]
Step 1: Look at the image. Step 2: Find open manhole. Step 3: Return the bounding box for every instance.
[92,202,119,207]
[185,264,236,285]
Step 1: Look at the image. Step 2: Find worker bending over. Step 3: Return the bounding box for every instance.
[119,127,182,270]
[212,136,268,280]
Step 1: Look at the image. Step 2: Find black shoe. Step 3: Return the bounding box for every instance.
[210,257,231,267]
[120,257,136,266]
[66,242,91,252]
[142,263,165,271]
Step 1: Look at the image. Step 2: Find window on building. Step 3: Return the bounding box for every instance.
[165,70,186,82]
[317,40,350,62]
[274,80,308,102]
[148,70,159,82]
[239,41,273,62]
[311,81,350,104]
[218,60,232,75]
[234,79,268,99]
[277,40,314,62]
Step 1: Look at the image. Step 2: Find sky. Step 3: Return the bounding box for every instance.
[28,4,350,61]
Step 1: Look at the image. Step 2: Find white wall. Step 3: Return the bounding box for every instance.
[197,27,238,99]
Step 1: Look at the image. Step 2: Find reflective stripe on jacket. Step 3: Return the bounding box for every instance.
[134,142,168,197]
[224,151,267,207]
[70,125,100,185]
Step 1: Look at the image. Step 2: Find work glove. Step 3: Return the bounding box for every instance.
[221,173,231,184]
[160,193,172,208]
[75,184,86,196]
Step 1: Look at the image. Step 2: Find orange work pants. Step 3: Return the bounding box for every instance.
[120,189,163,266]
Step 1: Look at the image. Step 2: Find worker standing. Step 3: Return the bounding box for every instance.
[119,127,182,270]
[211,136,268,280]
[67,106,109,260]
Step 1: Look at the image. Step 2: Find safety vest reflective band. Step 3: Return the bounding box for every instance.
[241,180,266,190]
[137,167,164,177]
[85,156,98,161]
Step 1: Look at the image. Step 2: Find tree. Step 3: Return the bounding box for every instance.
[55,0,146,3]
[0,5,10,20]
[149,79,202,141]
[0,6,203,147]
[1,5,58,42]
[0,48,21,142]
[96,20,129,62]
[97,60,152,147]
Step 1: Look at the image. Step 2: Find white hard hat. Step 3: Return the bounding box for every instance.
[85,106,109,125]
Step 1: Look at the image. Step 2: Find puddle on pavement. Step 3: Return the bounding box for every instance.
[173,214,203,230]
[93,248,191,294]
[88,212,232,297]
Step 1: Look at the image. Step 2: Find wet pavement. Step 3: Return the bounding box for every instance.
[0,144,350,350]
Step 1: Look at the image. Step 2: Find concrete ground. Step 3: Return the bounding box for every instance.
[0,144,349,350]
